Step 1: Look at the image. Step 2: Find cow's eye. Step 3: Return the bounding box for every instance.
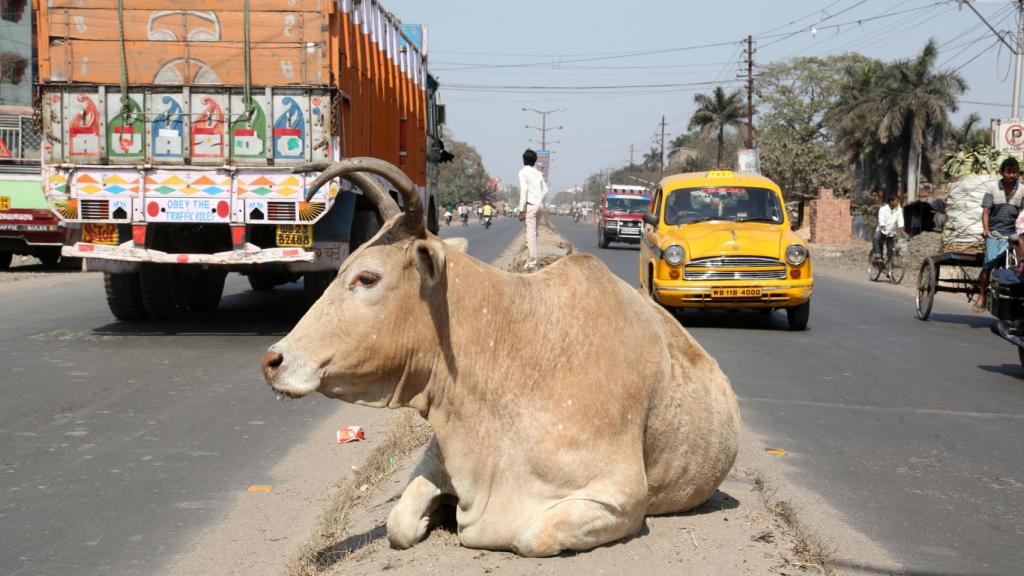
[352,271,381,288]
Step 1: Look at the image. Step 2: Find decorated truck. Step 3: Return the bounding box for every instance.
[35,0,446,319]
[598,184,650,248]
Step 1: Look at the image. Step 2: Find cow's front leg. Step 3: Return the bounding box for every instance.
[387,437,452,549]
[511,493,646,557]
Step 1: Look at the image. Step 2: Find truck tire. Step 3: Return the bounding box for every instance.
[598,231,609,249]
[303,270,335,306]
[0,251,11,270]
[187,270,226,312]
[139,263,186,320]
[427,197,439,235]
[350,208,384,252]
[37,248,61,267]
[103,272,147,321]
[248,273,281,292]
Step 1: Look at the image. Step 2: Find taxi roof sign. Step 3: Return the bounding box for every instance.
[707,170,733,178]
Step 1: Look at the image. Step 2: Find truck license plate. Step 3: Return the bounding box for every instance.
[276,224,312,248]
[0,196,9,211]
[620,227,640,235]
[711,287,762,298]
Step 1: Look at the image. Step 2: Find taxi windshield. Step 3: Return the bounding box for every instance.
[606,196,650,213]
[663,186,783,225]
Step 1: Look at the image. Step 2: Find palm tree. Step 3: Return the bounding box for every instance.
[876,39,966,202]
[688,87,745,168]
[642,147,662,171]
[828,41,965,202]
[947,112,989,152]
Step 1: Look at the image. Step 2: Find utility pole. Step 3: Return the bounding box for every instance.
[629,143,635,167]
[522,107,566,151]
[744,35,755,148]
[1014,0,1024,118]
[658,115,667,177]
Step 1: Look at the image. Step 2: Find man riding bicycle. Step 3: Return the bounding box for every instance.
[873,194,905,263]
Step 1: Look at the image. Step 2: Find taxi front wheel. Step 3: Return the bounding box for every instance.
[786,301,810,331]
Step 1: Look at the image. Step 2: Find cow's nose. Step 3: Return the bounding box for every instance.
[261,350,284,383]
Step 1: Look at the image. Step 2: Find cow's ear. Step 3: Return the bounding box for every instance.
[442,236,469,253]
[413,238,446,286]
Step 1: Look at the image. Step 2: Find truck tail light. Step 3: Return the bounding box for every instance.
[132,224,146,246]
[231,225,246,249]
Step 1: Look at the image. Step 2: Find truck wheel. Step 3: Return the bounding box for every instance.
[786,300,811,331]
[598,232,609,249]
[303,270,335,306]
[248,273,280,292]
[38,248,61,267]
[103,272,147,321]
[188,270,226,312]
[427,198,439,235]
[0,251,11,270]
[140,263,186,320]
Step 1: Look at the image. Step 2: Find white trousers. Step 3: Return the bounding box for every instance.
[526,203,541,265]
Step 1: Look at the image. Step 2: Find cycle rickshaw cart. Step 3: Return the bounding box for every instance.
[914,247,984,320]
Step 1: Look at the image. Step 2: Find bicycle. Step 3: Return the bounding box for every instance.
[868,237,907,284]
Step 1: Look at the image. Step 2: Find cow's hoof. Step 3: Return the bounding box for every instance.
[386,506,430,549]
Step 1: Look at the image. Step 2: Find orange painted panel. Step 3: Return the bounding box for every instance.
[49,41,326,85]
[47,0,323,11]
[48,9,322,44]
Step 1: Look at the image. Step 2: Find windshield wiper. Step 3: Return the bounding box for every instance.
[733,217,778,223]
[676,216,715,225]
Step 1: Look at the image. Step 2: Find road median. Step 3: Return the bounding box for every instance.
[166,221,897,576]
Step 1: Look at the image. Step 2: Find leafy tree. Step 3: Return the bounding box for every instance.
[688,86,745,168]
[756,55,868,201]
[436,133,496,206]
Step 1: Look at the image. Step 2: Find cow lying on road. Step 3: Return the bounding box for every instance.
[261,158,740,557]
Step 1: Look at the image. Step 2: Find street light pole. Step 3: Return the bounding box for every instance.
[522,107,566,150]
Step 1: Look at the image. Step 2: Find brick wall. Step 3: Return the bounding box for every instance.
[809,188,852,245]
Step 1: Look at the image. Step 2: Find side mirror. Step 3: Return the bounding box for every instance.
[643,213,659,225]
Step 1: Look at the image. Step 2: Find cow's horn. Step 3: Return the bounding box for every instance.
[295,158,424,238]
[293,162,400,221]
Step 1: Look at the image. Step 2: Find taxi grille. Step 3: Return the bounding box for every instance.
[687,256,784,268]
[685,256,786,280]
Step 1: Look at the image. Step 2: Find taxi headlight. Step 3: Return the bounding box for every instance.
[664,244,685,266]
[786,244,809,266]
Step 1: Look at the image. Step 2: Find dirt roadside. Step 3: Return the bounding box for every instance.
[163,222,903,576]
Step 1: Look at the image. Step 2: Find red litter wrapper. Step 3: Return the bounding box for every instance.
[337,426,365,444]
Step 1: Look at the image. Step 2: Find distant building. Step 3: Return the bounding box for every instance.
[0,0,35,108]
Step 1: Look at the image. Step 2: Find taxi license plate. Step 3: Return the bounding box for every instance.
[276,224,312,248]
[0,195,9,211]
[711,287,762,298]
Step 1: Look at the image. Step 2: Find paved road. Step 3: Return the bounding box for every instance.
[550,216,1024,576]
[0,217,520,576]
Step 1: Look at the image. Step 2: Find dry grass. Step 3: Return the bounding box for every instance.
[285,409,432,576]
[751,471,837,576]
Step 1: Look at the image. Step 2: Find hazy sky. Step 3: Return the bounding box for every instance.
[386,0,1020,192]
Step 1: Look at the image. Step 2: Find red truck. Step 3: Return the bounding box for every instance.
[598,184,650,248]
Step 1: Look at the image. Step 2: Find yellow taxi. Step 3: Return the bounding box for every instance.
[639,170,813,330]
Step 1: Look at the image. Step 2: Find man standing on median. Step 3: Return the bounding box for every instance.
[518,148,549,271]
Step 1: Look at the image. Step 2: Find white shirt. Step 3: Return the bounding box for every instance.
[877,204,904,236]
[518,166,548,211]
